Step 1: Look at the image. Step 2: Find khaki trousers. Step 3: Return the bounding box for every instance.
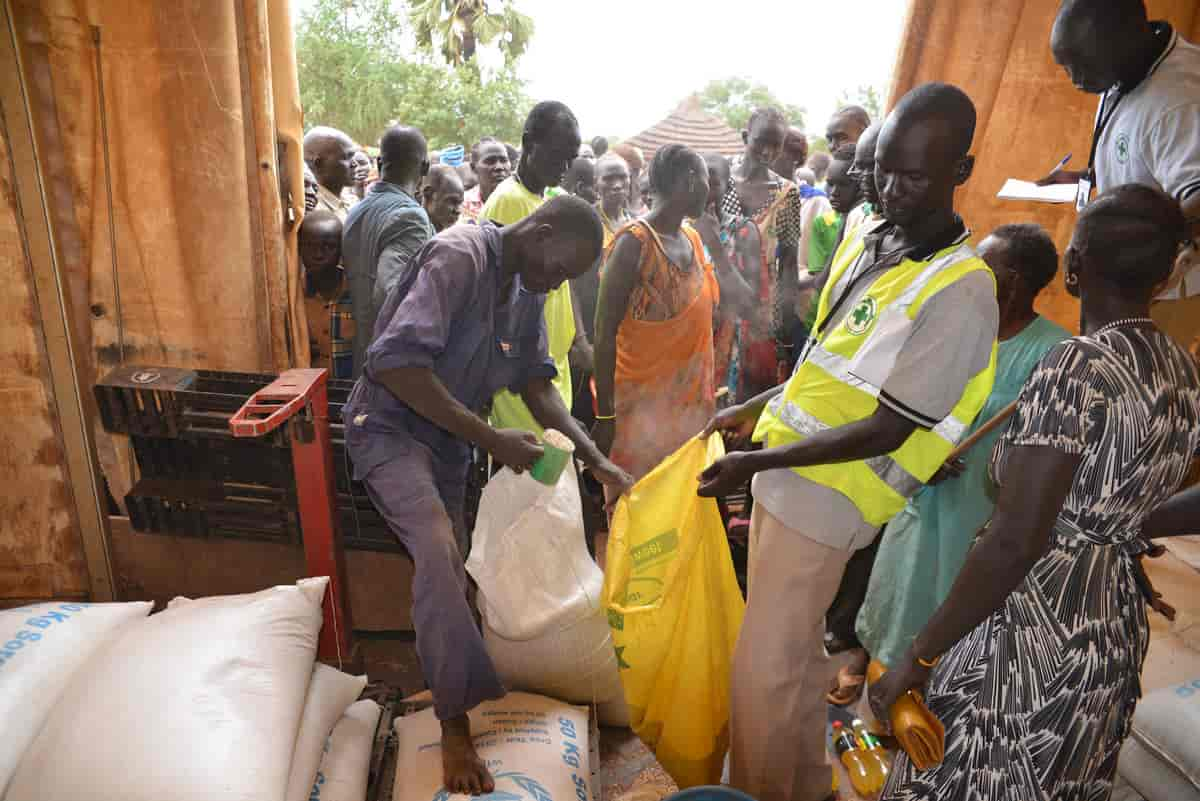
[729,505,853,801]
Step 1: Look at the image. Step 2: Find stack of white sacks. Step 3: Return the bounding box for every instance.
[0,577,381,801]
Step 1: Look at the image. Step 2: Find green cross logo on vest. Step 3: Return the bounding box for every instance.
[845,296,878,335]
[1116,133,1130,164]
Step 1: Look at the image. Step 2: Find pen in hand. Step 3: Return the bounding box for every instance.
[1046,153,1072,175]
[1035,153,1075,186]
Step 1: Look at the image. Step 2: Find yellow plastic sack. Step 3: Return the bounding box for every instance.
[602,434,745,788]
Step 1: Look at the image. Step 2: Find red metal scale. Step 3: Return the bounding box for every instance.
[230,368,353,662]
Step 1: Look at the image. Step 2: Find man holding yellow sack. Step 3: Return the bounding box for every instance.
[697,83,999,801]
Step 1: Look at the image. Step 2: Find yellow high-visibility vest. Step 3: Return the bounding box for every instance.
[752,229,997,526]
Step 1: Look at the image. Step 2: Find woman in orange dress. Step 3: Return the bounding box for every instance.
[592,145,754,481]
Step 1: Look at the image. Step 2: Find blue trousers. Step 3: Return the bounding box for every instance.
[349,427,505,720]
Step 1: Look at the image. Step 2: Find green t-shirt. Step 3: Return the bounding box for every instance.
[805,209,844,329]
[480,177,576,434]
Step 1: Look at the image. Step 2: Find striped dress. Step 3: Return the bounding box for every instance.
[884,328,1200,801]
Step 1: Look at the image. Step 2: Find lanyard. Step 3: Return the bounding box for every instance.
[1086,90,1127,183]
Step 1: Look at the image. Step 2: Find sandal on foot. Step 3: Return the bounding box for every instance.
[826,665,867,707]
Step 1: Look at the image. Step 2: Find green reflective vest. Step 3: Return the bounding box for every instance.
[753,230,997,526]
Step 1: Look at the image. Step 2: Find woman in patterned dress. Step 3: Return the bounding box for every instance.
[720,107,805,400]
[870,184,1200,801]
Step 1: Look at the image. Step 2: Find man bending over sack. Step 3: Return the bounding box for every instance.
[341,194,632,795]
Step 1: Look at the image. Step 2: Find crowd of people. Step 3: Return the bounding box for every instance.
[297,1,1200,799]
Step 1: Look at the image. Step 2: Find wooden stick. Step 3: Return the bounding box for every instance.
[947,400,1019,461]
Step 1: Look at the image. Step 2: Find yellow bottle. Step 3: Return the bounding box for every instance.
[832,721,882,798]
[853,718,891,790]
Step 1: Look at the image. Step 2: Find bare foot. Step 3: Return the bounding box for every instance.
[441,715,494,796]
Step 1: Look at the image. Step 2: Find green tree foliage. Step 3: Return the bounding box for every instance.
[409,0,534,66]
[835,84,885,124]
[698,77,806,132]
[296,0,409,144]
[297,0,532,148]
[388,62,531,148]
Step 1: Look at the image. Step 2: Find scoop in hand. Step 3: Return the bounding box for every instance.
[867,659,945,771]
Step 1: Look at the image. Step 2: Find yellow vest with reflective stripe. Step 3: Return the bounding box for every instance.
[752,231,997,526]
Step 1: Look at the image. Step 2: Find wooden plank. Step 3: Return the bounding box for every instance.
[267,0,310,369]
[238,0,294,372]
[0,0,111,601]
[108,517,414,631]
[346,547,415,633]
[233,0,281,371]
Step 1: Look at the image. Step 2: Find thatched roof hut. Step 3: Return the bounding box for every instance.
[623,95,744,163]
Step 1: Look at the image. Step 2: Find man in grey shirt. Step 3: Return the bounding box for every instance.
[342,125,435,377]
[698,83,999,801]
[1041,0,1199,301]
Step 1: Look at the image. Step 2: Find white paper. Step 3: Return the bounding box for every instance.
[997,178,1078,204]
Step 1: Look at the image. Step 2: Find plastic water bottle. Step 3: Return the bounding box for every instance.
[853,718,892,787]
[832,721,882,797]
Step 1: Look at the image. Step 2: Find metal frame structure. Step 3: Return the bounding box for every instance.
[230,368,354,662]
